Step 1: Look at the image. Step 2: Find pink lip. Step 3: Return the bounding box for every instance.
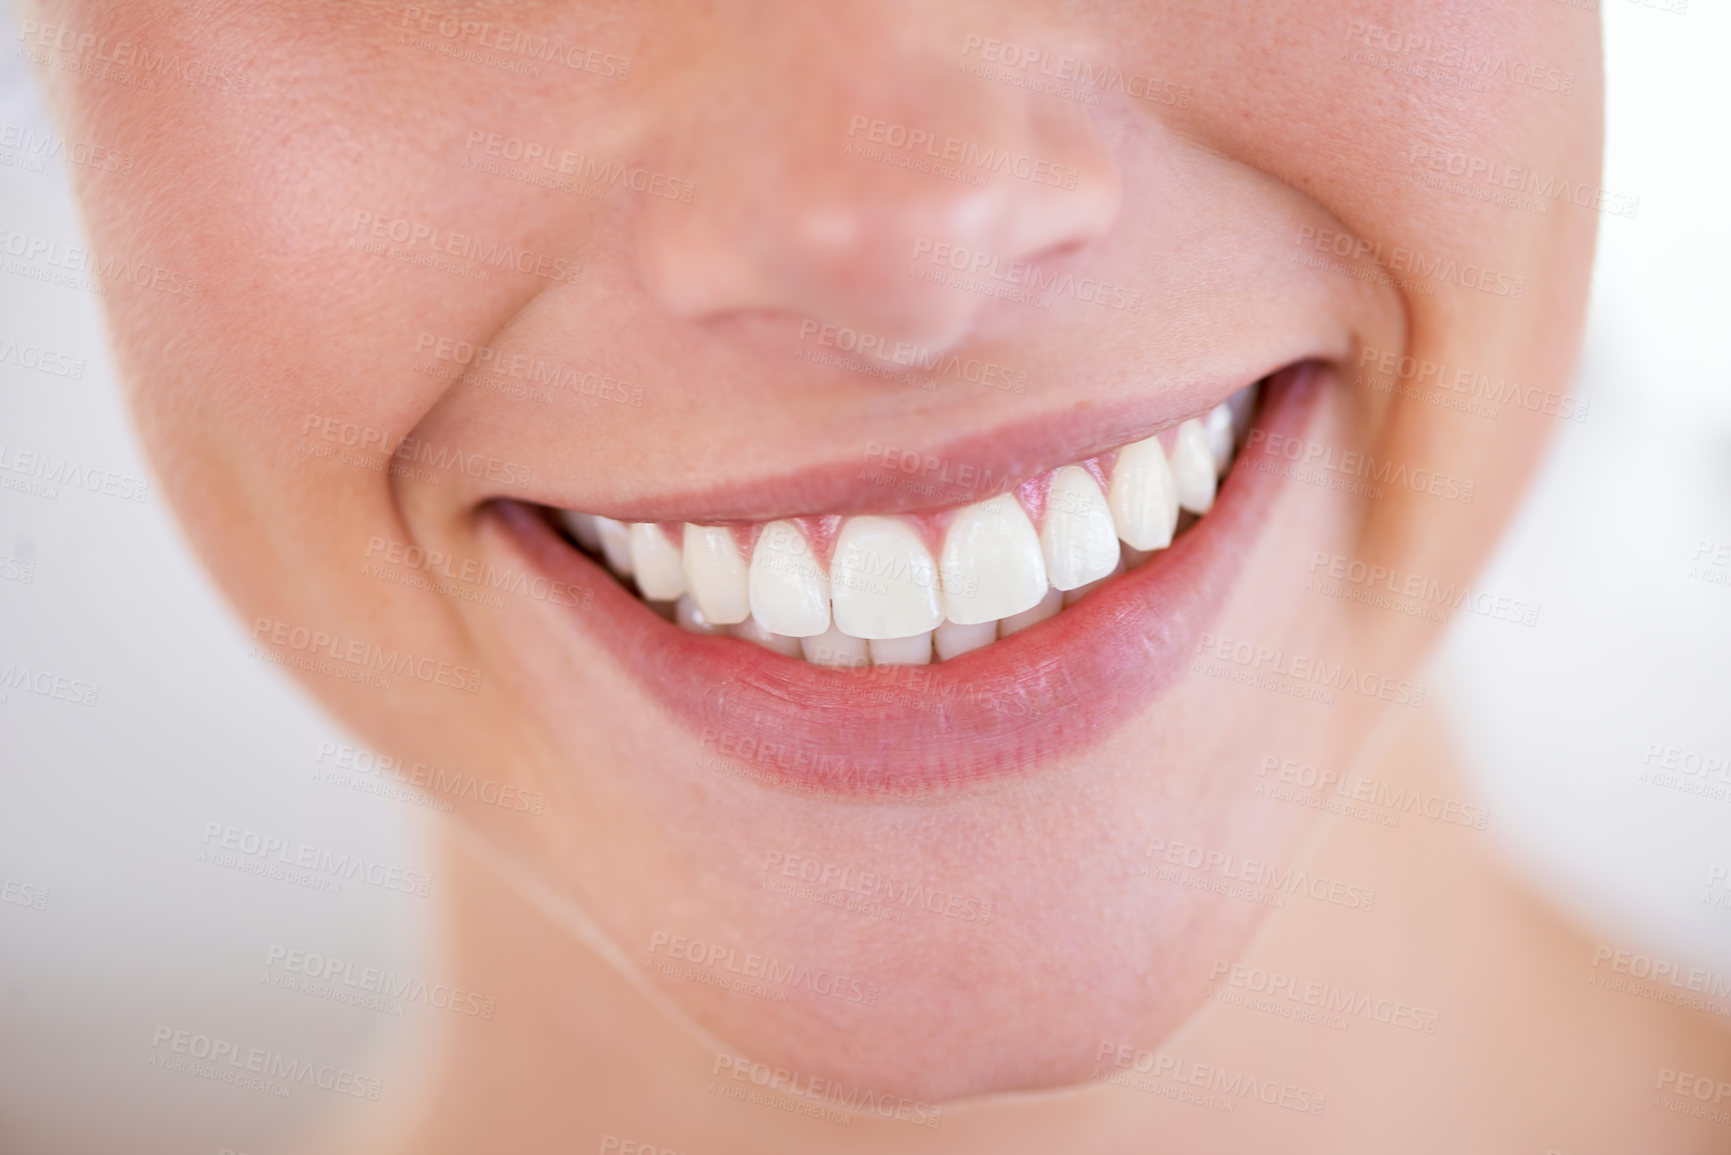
[485,362,1322,797]
[486,363,1320,524]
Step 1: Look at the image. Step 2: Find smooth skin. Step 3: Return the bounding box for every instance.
[24,0,1731,1149]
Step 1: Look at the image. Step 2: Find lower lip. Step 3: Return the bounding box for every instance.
[488,362,1322,798]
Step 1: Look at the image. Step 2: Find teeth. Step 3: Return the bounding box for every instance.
[934,618,997,660]
[556,509,604,554]
[1202,402,1235,476]
[1062,551,1125,606]
[830,516,943,640]
[1227,384,1257,445]
[1107,435,1179,551]
[999,586,1062,636]
[683,525,751,624]
[800,622,871,668]
[940,494,1048,624]
[675,593,727,635]
[1171,419,1217,515]
[748,520,831,637]
[556,387,1262,664]
[1040,466,1120,591]
[870,632,933,666]
[629,523,687,600]
[732,614,803,657]
[595,515,635,576]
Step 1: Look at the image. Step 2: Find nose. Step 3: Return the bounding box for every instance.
[635,5,1122,352]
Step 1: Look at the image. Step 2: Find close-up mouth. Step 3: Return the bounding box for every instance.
[487,361,1321,795]
[21,2,1726,1148]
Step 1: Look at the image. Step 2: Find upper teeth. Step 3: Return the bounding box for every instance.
[748,520,831,637]
[831,516,944,639]
[554,388,1255,665]
[1041,465,1120,590]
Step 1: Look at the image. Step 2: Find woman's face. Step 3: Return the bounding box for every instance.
[31,0,1599,1102]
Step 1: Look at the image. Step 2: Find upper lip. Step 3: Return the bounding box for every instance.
[479,362,1328,792]
[467,354,1341,525]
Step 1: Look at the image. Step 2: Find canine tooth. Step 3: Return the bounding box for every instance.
[1040,466,1120,591]
[830,516,943,639]
[870,632,933,666]
[999,587,1062,636]
[748,520,831,637]
[1062,551,1125,606]
[1228,383,1257,444]
[675,594,727,635]
[629,523,687,600]
[1203,402,1235,475]
[1172,419,1217,514]
[1107,435,1179,550]
[683,525,751,624]
[934,618,997,660]
[595,516,635,576]
[939,494,1048,624]
[800,622,871,668]
[556,509,604,553]
[733,614,802,657]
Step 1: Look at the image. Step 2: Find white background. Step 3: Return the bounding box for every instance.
[3,3,1728,1152]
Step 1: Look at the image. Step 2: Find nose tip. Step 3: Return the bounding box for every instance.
[788,139,1119,348]
[636,54,1121,353]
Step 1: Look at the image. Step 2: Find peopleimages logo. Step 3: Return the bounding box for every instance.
[0,336,87,379]
[1257,754,1491,830]
[1208,960,1441,1033]
[1407,144,1639,219]
[302,414,535,486]
[1093,1041,1328,1115]
[958,35,1192,108]
[1356,344,1588,423]
[845,115,1081,189]
[415,332,646,408]
[347,211,583,285]
[0,443,150,503]
[249,616,483,694]
[910,238,1142,311]
[1191,630,1428,708]
[314,740,547,815]
[15,20,251,92]
[0,661,100,707]
[398,6,630,78]
[149,1025,383,1100]
[1246,429,1477,504]
[797,319,1028,394]
[462,131,693,202]
[1342,19,1577,95]
[200,821,435,897]
[647,931,880,1007]
[710,1054,943,1128]
[1294,224,1526,300]
[0,227,200,298]
[0,122,133,176]
[264,944,496,1018]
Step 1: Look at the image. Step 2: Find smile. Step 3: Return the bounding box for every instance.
[484,362,1324,794]
[545,385,1258,665]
